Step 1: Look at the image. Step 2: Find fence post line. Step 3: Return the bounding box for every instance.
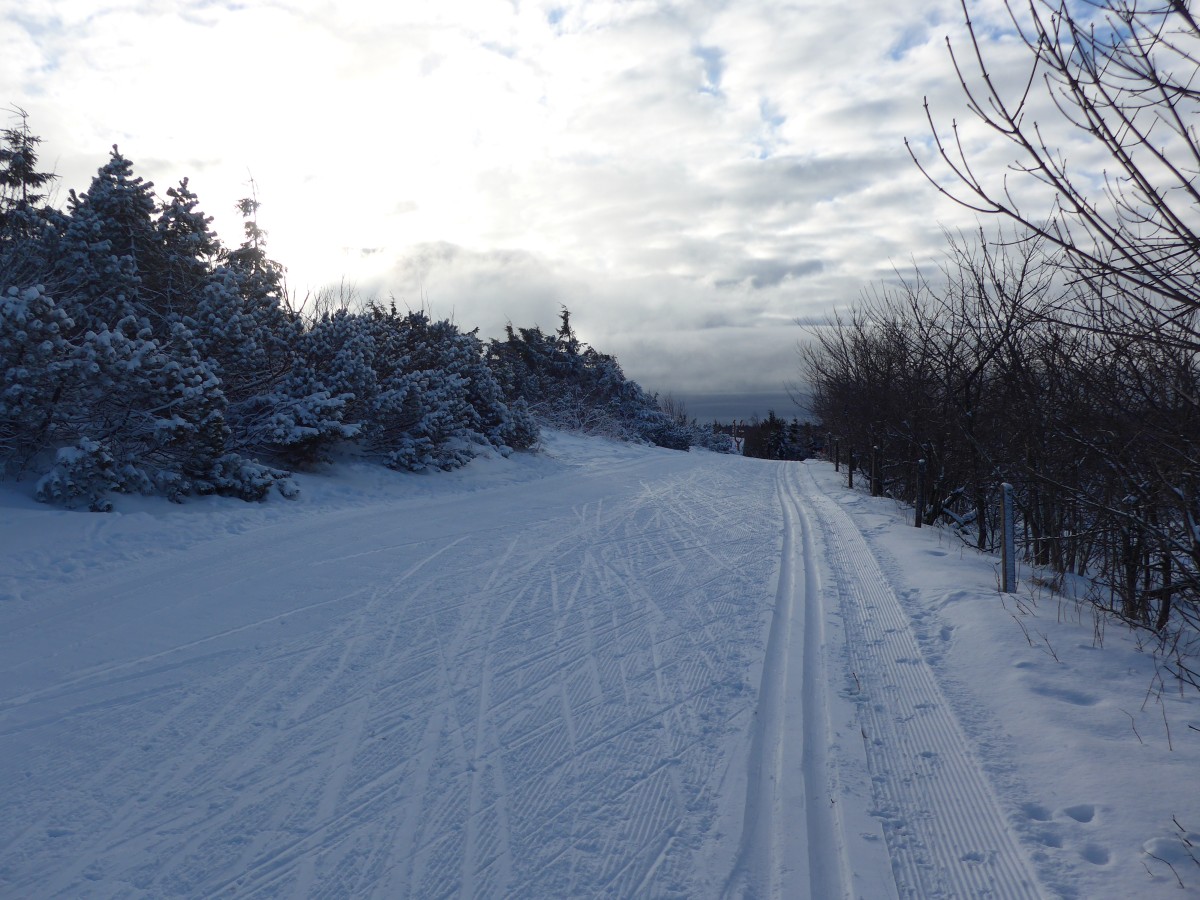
[915,458,926,528]
[1001,482,1016,593]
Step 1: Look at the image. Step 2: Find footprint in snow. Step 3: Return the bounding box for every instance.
[1063,804,1096,824]
[1080,843,1110,865]
[1020,802,1053,822]
[1037,829,1065,848]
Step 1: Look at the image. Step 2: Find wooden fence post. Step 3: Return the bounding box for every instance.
[1001,482,1016,593]
[915,458,926,528]
[834,438,840,472]
[848,450,857,489]
[871,445,882,497]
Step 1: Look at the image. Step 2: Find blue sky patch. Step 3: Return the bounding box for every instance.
[693,45,725,96]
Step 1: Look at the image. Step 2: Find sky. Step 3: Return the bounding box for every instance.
[2,0,1072,421]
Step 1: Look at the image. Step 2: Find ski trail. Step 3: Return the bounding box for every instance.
[724,465,850,900]
[0,450,785,898]
[798,463,1044,899]
[722,469,791,900]
[791,464,854,900]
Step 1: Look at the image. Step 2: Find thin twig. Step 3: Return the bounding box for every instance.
[1119,707,1144,745]
[1145,851,1185,889]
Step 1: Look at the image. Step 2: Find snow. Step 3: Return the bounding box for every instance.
[0,432,1197,898]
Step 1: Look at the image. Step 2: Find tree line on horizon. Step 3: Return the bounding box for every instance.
[737,411,812,461]
[804,0,1200,686]
[0,112,730,511]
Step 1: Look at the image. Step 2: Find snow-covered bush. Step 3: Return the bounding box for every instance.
[688,425,736,453]
[372,369,474,471]
[2,121,543,507]
[187,268,353,466]
[0,285,75,473]
[302,305,537,471]
[498,396,539,452]
[488,307,689,450]
[34,438,126,511]
[196,453,290,502]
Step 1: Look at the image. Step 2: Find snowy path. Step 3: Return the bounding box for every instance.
[722,463,852,900]
[796,463,1042,899]
[1,445,783,897]
[0,440,1059,898]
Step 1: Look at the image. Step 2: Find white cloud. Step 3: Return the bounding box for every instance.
[3,0,1081,402]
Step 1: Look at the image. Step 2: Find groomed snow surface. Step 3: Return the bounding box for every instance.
[1,432,1197,899]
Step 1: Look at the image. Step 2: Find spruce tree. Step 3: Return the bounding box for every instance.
[154,178,220,320]
[0,107,56,220]
[73,147,163,315]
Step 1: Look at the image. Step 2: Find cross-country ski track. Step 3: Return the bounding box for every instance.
[2,432,1197,898]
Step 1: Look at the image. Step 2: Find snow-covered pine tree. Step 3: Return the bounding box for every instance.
[299,308,379,427]
[300,304,535,470]
[0,122,76,477]
[0,284,75,475]
[0,106,57,241]
[391,309,536,453]
[34,317,219,507]
[153,178,220,322]
[55,192,141,332]
[0,115,67,297]
[358,305,477,471]
[67,147,167,322]
[192,195,353,466]
[20,149,285,505]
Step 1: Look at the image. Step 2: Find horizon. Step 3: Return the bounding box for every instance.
[668,391,811,425]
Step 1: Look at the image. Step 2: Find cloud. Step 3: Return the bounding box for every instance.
[715,258,823,290]
[4,0,1069,402]
[370,241,577,334]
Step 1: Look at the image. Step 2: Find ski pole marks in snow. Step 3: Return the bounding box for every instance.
[0,441,1069,899]
[0,448,782,898]
[798,463,1044,899]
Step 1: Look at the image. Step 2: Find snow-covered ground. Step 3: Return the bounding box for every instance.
[1,432,1197,898]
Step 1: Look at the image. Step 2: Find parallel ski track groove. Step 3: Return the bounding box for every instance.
[722,464,851,900]
[789,463,853,900]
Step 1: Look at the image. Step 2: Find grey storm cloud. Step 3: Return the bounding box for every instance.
[715,258,824,290]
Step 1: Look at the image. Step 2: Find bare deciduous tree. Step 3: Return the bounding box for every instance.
[910,0,1200,349]
[884,0,1200,683]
